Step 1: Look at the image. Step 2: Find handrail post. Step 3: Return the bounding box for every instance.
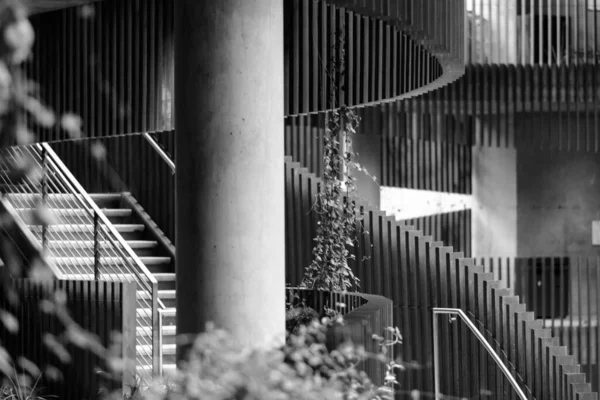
[158,307,164,377]
[432,311,441,400]
[151,281,160,376]
[40,147,48,251]
[93,211,100,280]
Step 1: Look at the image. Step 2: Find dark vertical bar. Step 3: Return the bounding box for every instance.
[542,257,547,324]
[346,9,353,108]
[586,256,592,386]
[577,256,583,365]
[363,16,370,104]
[551,255,556,332]
[292,0,300,114]
[302,0,309,113]
[569,257,574,353]
[147,0,156,131]
[597,256,600,392]
[560,256,566,345]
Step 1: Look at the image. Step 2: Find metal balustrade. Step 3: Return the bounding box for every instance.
[0,142,165,383]
[433,307,528,400]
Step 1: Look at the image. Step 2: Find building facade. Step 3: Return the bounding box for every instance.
[8,0,600,397]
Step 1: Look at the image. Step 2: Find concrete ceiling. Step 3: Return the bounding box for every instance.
[26,0,100,14]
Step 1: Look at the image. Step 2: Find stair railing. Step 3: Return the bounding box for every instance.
[142,132,175,374]
[432,307,528,400]
[141,132,175,174]
[0,195,64,279]
[0,143,164,382]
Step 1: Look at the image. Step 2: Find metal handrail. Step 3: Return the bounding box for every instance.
[40,143,168,380]
[40,143,159,289]
[0,148,96,277]
[141,132,175,174]
[140,133,174,376]
[432,307,528,400]
[41,143,167,379]
[0,196,65,279]
[0,143,165,380]
[45,155,154,287]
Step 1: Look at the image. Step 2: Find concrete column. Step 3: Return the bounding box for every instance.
[174,0,285,357]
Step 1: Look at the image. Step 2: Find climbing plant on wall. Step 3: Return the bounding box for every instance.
[301,23,375,292]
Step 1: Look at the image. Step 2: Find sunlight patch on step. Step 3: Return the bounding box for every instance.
[380,187,473,220]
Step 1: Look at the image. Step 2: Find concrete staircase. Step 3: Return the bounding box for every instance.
[4,192,177,376]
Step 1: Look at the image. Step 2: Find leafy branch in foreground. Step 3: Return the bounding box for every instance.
[104,318,402,400]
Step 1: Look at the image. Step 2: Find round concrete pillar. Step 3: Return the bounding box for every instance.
[174,0,285,359]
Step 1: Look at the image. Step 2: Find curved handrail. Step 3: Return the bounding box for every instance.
[432,307,528,400]
[142,133,175,174]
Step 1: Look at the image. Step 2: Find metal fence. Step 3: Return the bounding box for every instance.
[0,279,137,400]
[481,255,600,392]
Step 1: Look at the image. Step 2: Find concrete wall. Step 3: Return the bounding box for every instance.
[472,146,518,258]
[513,113,600,329]
[517,148,600,257]
[353,134,381,209]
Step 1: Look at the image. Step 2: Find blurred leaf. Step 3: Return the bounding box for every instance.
[17,356,40,378]
[42,333,71,364]
[27,260,53,284]
[32,204,57,226]
[79,4,95,19]
[60,113,83,138]
[0,309,18,333]
[23,97,55,128]
[90,142,107,160]
[44,365,63,382]
[4,18,34,63]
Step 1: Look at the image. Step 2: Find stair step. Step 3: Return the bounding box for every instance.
[154,273,176,281]
[90,194,122,201]
[5,193,84,199]
[137,289,176,300]
[4,193,92,208]
[27,224,144,233]
[137,364,176,375]
[55,273,139,280]
[137,344,176,356]
[89,193,123,208]
[47,240,158,250]
[16,207,131,218]
[50,256,170,265]
[137,307,176,319]
[136,325,176,337]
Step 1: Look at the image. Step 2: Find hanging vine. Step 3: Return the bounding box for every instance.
[301,20,376,292]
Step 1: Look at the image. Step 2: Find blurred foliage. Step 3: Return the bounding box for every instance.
[0,0,112,397]
[104,319,401,400]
